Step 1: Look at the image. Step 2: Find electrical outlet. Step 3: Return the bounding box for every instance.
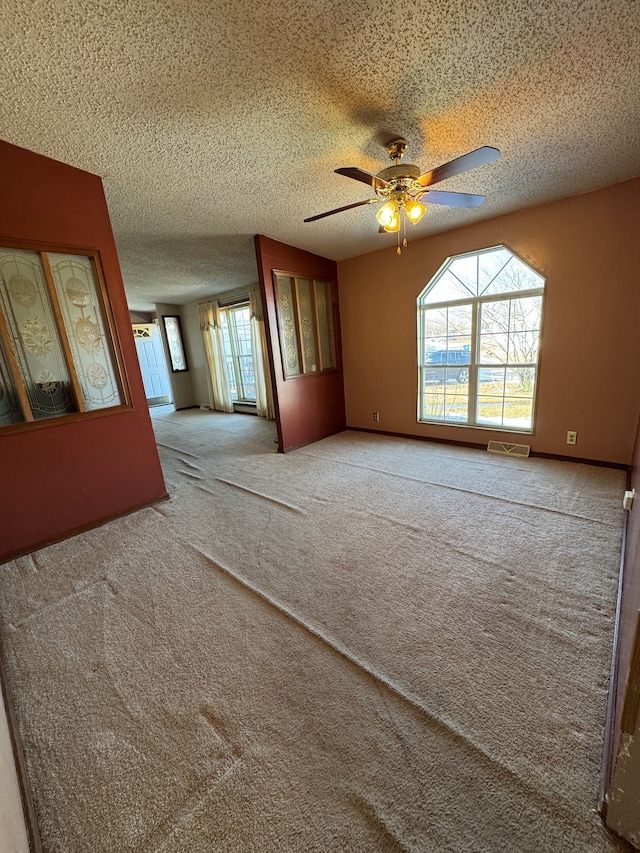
[566,430,577,445]
[373,412,380,422]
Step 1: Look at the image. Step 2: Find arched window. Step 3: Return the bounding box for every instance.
[417,245,545,432]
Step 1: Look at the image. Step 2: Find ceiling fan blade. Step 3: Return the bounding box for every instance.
[420,190,486,208]
[304,198,378,223]
[417,146,499,188]
[335,167,390,190]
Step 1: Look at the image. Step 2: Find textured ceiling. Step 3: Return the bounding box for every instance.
[1,0,639,311]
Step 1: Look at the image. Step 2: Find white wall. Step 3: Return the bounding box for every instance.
[155,303,196,410]
[181,301,210,407]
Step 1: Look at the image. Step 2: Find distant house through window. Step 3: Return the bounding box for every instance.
[219,303,256,403]
[417,246,545,432]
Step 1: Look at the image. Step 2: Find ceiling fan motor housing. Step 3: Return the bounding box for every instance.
[377,163,421,184]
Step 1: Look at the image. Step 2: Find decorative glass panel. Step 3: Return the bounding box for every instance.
[275,275,301,377]
[162,315,188,372]
[274,274,337,379]
[0,342,24,425]
[296,278,318,373]
[0,249,77,420]
[49,253,123,410]
[315,279,335,370]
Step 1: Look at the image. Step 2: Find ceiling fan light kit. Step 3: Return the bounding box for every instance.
[305,137,500,254]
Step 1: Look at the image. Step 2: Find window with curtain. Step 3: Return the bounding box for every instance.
[0,244,129,429]
[219,304,256,402]
[417,245,545,432]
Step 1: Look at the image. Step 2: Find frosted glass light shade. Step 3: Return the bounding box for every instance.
[405,198,427,223]
[384,211,401,232]
[376,200,399,227]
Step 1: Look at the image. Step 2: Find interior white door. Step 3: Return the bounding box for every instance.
[132,324,173,405]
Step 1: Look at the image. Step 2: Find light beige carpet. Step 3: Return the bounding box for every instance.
[0,410,631,851]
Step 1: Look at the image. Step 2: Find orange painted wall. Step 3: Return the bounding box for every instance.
[338,178,640,465]
[0,141,167,562]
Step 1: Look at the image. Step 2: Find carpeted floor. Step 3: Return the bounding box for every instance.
[0,409,631,851]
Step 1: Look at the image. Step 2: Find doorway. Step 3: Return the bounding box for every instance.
[132,322,173,408]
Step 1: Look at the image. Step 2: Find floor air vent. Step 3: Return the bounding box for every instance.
[487,441,530,457]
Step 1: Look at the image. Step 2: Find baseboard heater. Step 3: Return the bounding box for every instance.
[487,441,531,457]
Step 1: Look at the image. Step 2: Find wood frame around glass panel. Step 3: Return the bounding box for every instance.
[0,239,131,433]
[161,315,189,373]
[272,271,338,380]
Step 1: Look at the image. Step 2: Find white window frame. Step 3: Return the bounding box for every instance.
[220,303,256,403]
[417,245,545,433]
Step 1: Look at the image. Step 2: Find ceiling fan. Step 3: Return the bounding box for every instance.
[304,138,499,253]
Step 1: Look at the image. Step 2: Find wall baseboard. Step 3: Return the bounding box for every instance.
[346,426,629,471]
[0,493,170,566]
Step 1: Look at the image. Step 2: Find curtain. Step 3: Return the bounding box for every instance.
[198,300,234,413]
[249,287,275,420]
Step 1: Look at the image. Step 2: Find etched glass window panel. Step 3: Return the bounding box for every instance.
[296,278,318,373]
[162,316,188,372]
[0,249,76,419]
[275,275,300,377]
[315,280,336,369]
[49,253,123,410]
[0,343,24,425]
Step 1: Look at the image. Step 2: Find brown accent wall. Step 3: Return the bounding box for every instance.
[255,235,345,452]
[0,141,167,562]
[338,178,640,465]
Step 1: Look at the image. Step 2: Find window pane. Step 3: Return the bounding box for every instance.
[315,280,335,369]
[231,307,252,357]
[508,296,542,363]
[237,355,256,401]
[0,249,77,420]
[219,312,237,400]
[480,332,509,364]
[476,390,534,430]
[275,275,300,377]
[296,278,319,372]
[477,247,514,294]
[422,268,476,304]
[422,305,472,363]
[480,254,544,297]
[0,343,24,425]
[49,254,123,410]
[507,367,536,397]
